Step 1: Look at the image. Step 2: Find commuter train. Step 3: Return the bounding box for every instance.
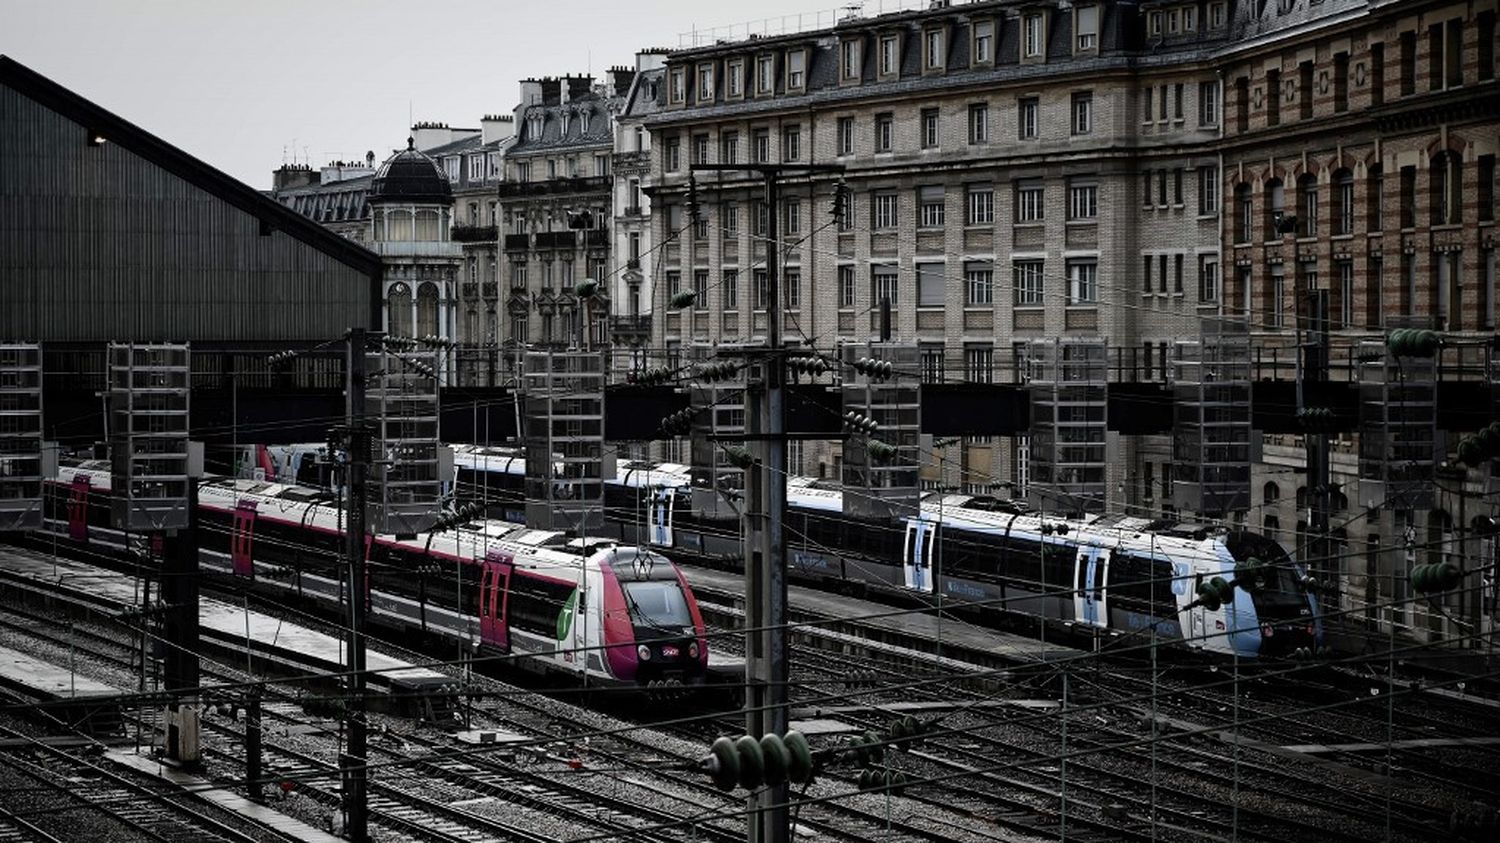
[42,462,711,689]
[450,448,1323,659]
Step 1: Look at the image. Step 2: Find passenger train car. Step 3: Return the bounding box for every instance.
[43,462,710,689]
[452,451,1322,660]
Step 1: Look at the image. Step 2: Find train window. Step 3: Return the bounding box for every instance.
[1110,552,1175,618]
[506,573,576,636]
[622,580,692,628]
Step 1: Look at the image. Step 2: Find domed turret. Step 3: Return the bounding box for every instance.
[369,138,451,204]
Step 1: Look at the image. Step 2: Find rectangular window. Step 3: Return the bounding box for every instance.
[966,184,994,226]
[1071,92,1092,135]
[753,269,769,309]
[1199,80,1219,126]
[965,262,994,305]
[1067,259,1097,304]
[1198,166,1218,215]
[721,131,740,164]
[727,61,744,98]
[1399,31,1416,96]
[1337,260,1354,327]
[1158,170,1168,206]
[1366,256,1382,327]
[841,40,860,81]
[1209,1,1226,28]
[924,29,944,70]
[784,268,801,309]
[1014,260,1044,305]
[973,20,994,64]
[1142,87,1154,123]
[1235,76,1250,131]
[783,199,800,234]
[872,192,898,229]
[837,117,854,156]
[694,210,709,240]
[875,112,893,152]
[1266,68,1281,126]
[965,345,994,383]
[922,108,940,148]
[1174,168,1184,205]
[838,265,855,308]
[1174,254,1184,294]
[1333,52,1349,112]
[1299,61,1314,120]
[879,35,898,76]
[1023,13,1045,58]
[1142,254,1153,292]
[872,266,899,307]
[1159,254,1169,292]
[835,189,853,232]
[1335,175,1354,235]
[920,345,946,384]
[917,262,945,307]
[664,137,681,172]
[1367,167,1383,231]
[722,203,739,236]
[968,103,989,144]
[1017,97,1038,139]
[782,126,800,161]
[918,185,945,228]
[669,69,686,104]
[693,270,709,303]
[1198,255,1219,303]
[786,50,806,90]
[692,134,710,166]
[1015,180,1044,222]
[1068,180,1098,220]
[1160,85,1169,120]
[757,55,775,94]
[752,200,767,236]
[666,270,682,298]
[1480,155,1496,223]
[697,65,714,102]
[1076,4,1098,51]
[1482,12,1497,82]
[722,269,738,309]
[1174,83,1185,120]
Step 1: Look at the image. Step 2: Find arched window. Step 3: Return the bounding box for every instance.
[1263,481,1280,503]
[1297,173,1318,237]
[1333,169,1354,235]
[417,282,440,338]
[1264,178,1285,239]
[387,282,413,337]
[1235,183,1254,243]
[1366,164,1383,231]
[415,210,440,241]
[1295,485,1307,511]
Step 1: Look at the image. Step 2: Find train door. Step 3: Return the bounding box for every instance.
[649,487,674,547]
[67,476,90,541]
[1188,569,1209,644]
[479,551,512,652]
[901,520,937,592]
[231,501,257,577]
[1073,546,1109,628]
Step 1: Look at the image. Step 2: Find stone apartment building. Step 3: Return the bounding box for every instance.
[645,0,1227,495]
[611,54,669,372]
[498,73,632,375]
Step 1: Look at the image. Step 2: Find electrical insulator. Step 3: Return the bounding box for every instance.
[670,291,699,309]
[788,356,829,378]
[266,350,297,368]
[867,440,897,462]
[702,731,814,792]
[574,278,600,298]
[1386,328,1442,358]
[851,356,894,381]
[722,445,756,470]
[1456,421,1500,467]
[383,336,419,351]
[1194,575,1236,611]
[627,367,675,387]
[660,407,697,436]
[843,411,878,435]
[698,361,741,383]
[1410,562,1461,594]
[1233,557,1269,593]
[1296,406,1337,433]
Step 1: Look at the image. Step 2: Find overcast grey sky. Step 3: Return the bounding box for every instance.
[5,0,839,189]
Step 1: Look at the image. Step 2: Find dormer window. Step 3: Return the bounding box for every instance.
[668,68,686,104]
[1023,12,1045,59]
[1208,2,1227,28]
[697,63,715,103]
[786,50,806,90]
[840,39,860,81]
[1075,5,1099,52]
[528,115,544,140]
[580,110,591,134]
[1150,11,1163,36]
[924,28,944,71]
[879,34,899,76]
[727,60,745,97]
[1183,6,1197,31]
[1167,8,1180,34]
[756,55,775,94]
[972,19,994,65]
[560,111,571,136]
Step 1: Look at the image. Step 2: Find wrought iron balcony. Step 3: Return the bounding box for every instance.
[498,176,610,198]
[504,233,530,251]
[584,229,608,248]
[535,230,577,250]
[450,224,498,243]
[610,314,652,337]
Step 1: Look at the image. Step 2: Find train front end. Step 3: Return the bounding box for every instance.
[597,548,710,685]
[1225,532,1323,658]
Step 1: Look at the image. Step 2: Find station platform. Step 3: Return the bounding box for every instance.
[0,643,120,700]
[678,562,1076,677]
[108,749,345,843]
[0,545,450,693]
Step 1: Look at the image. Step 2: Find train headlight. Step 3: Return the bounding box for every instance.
[637,644,652,661]
[687,641,700,660]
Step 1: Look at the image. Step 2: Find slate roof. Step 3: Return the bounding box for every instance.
[510,92,621,154]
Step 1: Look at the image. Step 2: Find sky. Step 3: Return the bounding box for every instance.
[3,0,842,189]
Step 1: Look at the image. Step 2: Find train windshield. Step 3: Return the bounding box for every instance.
[622,580,693,630]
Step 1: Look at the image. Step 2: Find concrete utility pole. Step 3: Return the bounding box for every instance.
[691,162,842,843]
[343,328,370,842]
[1301,290,1334,593]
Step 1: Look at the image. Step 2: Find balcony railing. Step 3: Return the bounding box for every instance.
[499,176,610,198]
[584,229,608,248]
[450,224,498,243]
[535,231,577,250]
[504,233,531,251]
[613,151,650,173]
[610,315,652,336]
